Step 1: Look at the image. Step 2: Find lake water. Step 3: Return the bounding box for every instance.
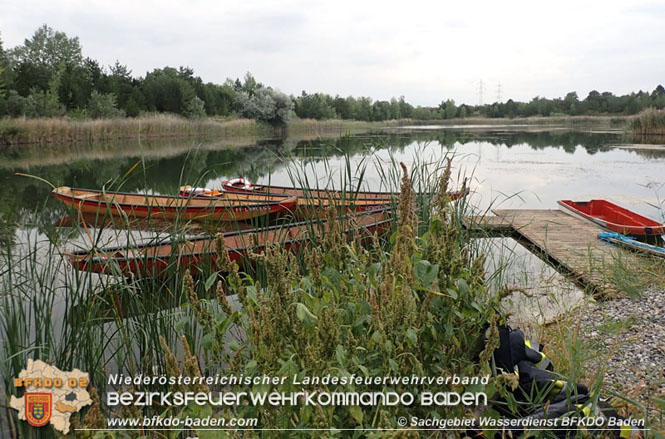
[2,125,664,434]
[2,126,663,236]
[2,125,663,314]
[2,126,664,304]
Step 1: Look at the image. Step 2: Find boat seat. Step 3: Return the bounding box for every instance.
[78,193,101,200]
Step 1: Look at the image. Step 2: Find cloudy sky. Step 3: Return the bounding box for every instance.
[2,0,664,106]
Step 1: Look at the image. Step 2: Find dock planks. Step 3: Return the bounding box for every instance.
[467,209,656,293]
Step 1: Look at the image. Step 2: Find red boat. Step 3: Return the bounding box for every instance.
[53,187,297,222]
[66,208,392,277]
[558,200,665,236]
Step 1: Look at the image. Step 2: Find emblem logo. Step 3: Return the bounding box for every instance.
[25,393,52,427]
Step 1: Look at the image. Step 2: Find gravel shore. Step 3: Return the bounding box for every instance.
[577,287,665,421]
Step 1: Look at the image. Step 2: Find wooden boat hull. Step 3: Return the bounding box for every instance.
[218,180,470,202]
[180,185,394,219]
[181,183,469,220]
[53,187,297,222]
[599,232,665,258]
[558,200,665,236]
[66,209,392,277]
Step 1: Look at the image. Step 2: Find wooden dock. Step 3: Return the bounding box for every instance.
[464,209,658,294]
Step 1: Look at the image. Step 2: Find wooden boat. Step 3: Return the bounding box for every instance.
[599,232,665,258]
[180,185,395,218]
[216,178,470,201]
[66,208,392,276]
[54,211,257,234]
[558,200,665,236]
[52,186,297,222]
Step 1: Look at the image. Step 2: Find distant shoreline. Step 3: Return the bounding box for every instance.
[0,115,632,148]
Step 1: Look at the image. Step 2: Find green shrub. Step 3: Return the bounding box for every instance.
[4,90,28,117]
[184,95,206,119]
[87,90,125,119]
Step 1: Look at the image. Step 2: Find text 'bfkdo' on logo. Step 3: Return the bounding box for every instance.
[10,359,92,434]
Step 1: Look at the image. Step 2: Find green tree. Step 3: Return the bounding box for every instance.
[235,86,293,125]
[563,92,579,115]
[24,88,64,117]
[0,65,5,98]
[440,99,457,119]
[195,82,234,116]
[184,95,206,119]
[9,25,83,97]
[4,90,27,116]
[584,90,601,112]
[397,96,413,119]
[355,97,372,121]
[235,72,262,96]
[0,33,6,98]
[57,63,94,109]
[371,100,392,121]
[141,67,196,114]
[12,25,82,69]
[412,106,435,120]
[107,61,134,108]
[294,91,337,119]
[87,90,124,118]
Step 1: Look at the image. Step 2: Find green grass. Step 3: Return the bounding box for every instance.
[0,144,657,437]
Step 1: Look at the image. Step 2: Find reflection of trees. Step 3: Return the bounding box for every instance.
[0,144,289,240]
[1,127,660,241]
[426,129,622,153]
[622,148,665,160]
[289,129,624,159]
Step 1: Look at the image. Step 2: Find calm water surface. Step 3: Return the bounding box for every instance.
[2,127,664,238]
[2,126,664,433]
[1,126,664,317]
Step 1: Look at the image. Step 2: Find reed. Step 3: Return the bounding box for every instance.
[630,108,665,135]
[0,143,655,437]
[0,116,408,148]
[0,115,268,147]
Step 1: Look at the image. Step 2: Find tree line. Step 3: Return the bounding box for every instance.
[1,25,664,125]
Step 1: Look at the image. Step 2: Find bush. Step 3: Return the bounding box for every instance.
[236,87,293,126]
[164,163,503,432]
[67,107,89,120]
[124,97,141,118]
[183,95,206,119]
[4,90,28,117]
[24,88,65,118]
[87,90,124,119]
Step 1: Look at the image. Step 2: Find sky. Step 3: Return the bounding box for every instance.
[1,0,664,106]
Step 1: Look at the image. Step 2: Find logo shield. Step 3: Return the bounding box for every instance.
[25,393,52,427]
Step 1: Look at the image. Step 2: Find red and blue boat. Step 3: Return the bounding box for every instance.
[558,200,665,236]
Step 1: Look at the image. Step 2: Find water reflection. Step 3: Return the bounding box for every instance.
[1,127,664,243]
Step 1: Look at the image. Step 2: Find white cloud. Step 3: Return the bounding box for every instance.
[1,0,663,105]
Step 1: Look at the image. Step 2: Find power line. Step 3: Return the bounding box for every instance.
[496,82,502,103]
[477,80,484,105]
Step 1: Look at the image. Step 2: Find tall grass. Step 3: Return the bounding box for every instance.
[0,115,267,147]
[0,116,403,148]
[0,114,633,149]
[630,108,665,135]
[0,144,655,437]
